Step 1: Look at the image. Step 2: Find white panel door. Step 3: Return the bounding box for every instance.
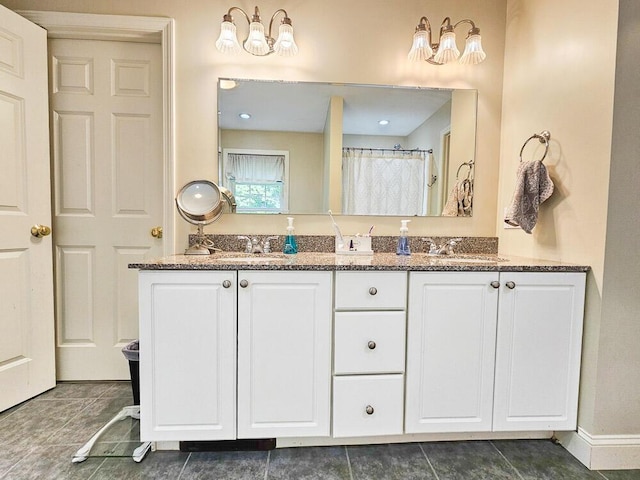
[0,5,55,411]
[49,39,164,379]
[237,271,332,438]
[405,272,499,433]
[493,272,586,431]
[138,271,237,442]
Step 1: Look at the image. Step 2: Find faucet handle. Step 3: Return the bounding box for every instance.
[263,236,278,253]
[421,237,437,254]
[237,235,252,253]
[445,237,463,254]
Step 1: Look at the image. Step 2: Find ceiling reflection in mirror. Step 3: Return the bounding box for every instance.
[217,79,477,216]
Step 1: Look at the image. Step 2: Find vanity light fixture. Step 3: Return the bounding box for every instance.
[408,16,486,65]
[215,6,298,57]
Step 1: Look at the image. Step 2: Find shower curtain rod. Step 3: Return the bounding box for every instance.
[342,147,433,154]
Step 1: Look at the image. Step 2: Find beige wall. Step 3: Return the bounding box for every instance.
[499,1,619,434]
[4,0,506,244]
[220,129,324,213]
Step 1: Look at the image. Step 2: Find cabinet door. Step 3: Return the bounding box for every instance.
[493,272,586,431]
[237,271,332,438]
[138,271,237,441]
[405,272,499,433]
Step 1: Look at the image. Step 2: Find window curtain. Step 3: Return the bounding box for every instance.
[225,153,285,189]
[342,148,428,215]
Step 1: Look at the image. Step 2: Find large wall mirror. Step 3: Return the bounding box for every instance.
[218,78,477,217]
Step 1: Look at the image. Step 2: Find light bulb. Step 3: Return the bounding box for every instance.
[459,33,486,64]
[274,22,298,56]
[215,21,242,54]
[244,21,270,56]
[433,31,460,64]
[408,28,433,61]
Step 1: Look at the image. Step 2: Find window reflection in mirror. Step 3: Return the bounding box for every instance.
[218,79,477,217]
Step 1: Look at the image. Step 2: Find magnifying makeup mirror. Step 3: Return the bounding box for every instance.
[176,180,232,255]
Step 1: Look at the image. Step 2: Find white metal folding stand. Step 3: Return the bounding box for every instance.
[72,405,151,463]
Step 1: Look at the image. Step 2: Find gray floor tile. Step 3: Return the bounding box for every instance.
[45,396,134,445]
[422,440,519,480]
[0,398,95,447]
[348,443,436,480]
[180,450,267,479]
[268,446,351,480]
[599,470,640,480]
[493,439,603,479]
[0,444,33,477]
[89,451,189,479]
[1,444,102,480]
[35,381,116,400]
[100,381,136,400]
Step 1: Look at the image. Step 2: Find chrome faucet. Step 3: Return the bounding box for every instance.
[237,236,279,254]
[422,237,462,255]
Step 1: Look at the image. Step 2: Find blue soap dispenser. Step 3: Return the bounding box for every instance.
[397,219,411,256]
[283,217,298,254]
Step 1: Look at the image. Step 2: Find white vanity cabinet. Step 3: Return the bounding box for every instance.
[138,271,237,442]
[405,272,499,433]
[237,270,332,438]
[493,272,586,431]
[332,271,407,438]
[405,271,586,434]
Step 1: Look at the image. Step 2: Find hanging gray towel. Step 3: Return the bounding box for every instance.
[504,160,554,233]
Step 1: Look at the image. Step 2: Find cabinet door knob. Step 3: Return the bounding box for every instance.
[239,279,248,288]
[365,405,374,415]
[490,281,500,289]
[222,280,231,288]
[505,281,516,289]
[367,341,376,350]
[368,287,377,296]
[151,226,163,238]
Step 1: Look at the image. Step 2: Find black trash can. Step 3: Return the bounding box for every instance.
[122,340,140,406]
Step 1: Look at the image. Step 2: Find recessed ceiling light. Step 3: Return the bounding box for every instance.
[219,79,237,90]
[378,120,390,126]
[239,113,251,120]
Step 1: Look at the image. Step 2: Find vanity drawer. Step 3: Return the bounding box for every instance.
[335,272,407,310]
[334,311,406,375]
[332,375,404,438]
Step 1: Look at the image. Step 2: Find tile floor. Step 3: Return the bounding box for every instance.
[1,382,640,480]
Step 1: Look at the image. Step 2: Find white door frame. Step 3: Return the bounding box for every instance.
[17,10,176,256]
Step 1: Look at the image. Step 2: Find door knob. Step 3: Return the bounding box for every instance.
[31,225,51,238]
[151,226,163,239]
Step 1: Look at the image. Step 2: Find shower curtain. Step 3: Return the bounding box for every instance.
[342,148,430,216]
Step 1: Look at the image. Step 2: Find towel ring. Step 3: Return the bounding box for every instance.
[456,159,474,180]
[519,130,551,162]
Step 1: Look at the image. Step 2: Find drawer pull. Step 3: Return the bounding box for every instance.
[367,341,376,350]
[239,279,249,288]
[505,281,516,289]
[365,405,374,415]
[368,287,378,296]
[490,281,500,289]
[222,280,231,288]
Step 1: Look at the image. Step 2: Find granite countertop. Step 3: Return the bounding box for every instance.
[129,252,590,273]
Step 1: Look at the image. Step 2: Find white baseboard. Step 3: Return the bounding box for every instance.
[557,428,640,470]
